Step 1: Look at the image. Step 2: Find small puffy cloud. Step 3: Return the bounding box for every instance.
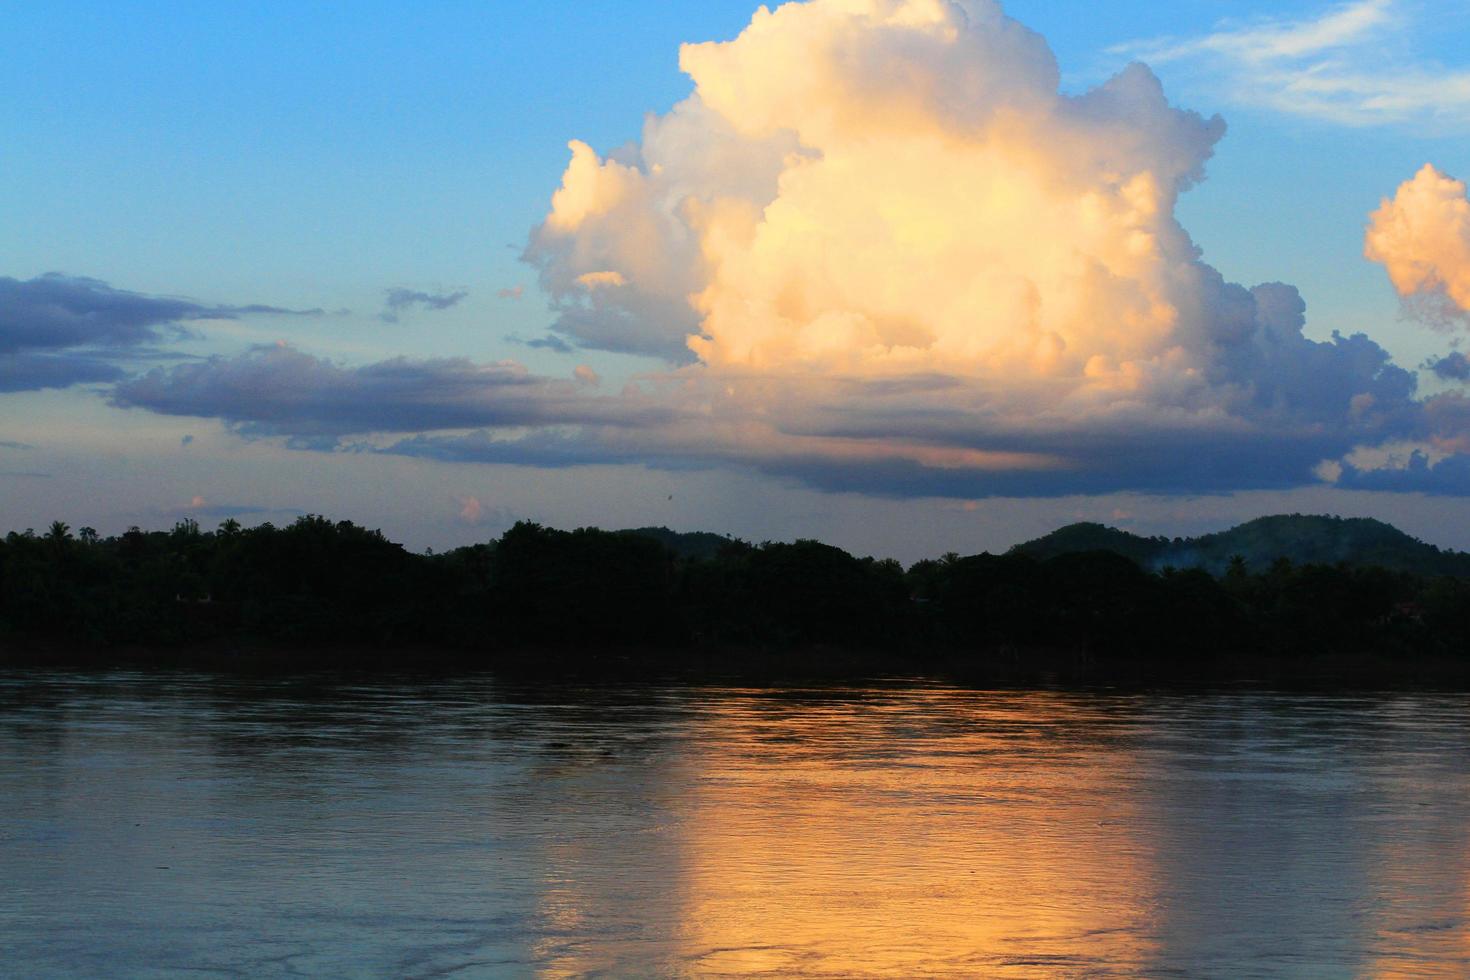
[573,365,601,387]
[1366,165,1470,325]
[497,285,525,300]
[379,287,468,323]
[458,495,483,523]
[454,494,514,528]
[522,334,575,354]
[0,273,318,392]
[1430,351,1470,381]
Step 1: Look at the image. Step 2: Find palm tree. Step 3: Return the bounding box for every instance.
[46,521,72,543]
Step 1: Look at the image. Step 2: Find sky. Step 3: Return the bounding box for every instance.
[5,0,1470,561]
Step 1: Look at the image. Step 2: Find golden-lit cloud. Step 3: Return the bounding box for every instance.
[1366,164,1470,325]
[114,0,1470,497]
[534,0,1233,396]
[508,0,1432,493]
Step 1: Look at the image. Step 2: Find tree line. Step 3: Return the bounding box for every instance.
[2,515,1468,668]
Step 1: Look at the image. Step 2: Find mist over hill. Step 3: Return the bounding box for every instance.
[1010,515,1470,578]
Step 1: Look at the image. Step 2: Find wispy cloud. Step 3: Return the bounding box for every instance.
[379,287,468,323]
[1118,0,1470,128]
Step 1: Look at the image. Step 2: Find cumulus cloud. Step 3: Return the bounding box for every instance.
[0,273,318,392]
[497,285,525,300]
[379,287,469,323]
[1118,0,1470,129]
[1366,164,1470,326]
[104,0,1470,498]
[1430,351,1470,381]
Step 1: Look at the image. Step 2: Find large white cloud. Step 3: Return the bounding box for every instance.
[512,0,1428,489]
[110,0,1470,497]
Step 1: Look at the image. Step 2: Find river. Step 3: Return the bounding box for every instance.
[3,671,1469,976]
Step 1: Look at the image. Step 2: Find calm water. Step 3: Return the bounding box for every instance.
[3,673,1470,977]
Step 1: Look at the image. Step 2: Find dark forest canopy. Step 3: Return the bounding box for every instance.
[2,514,1469,672]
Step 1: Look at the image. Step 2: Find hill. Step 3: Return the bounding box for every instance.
[1011,514,1470,577]
[617,526,740,561]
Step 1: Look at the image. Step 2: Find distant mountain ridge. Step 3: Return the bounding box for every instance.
[618,526,737,561]
[1010,515,1470,577]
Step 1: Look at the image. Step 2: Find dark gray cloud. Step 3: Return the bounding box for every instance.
[110,343,677,436]
[0,352,126,392]
[521,334,576,354]
[1336,452,1470,496]
[102,307,1470,500]
[1430,351,1470,381]
[372,417,1367,500]
[379,288,468,323]
[0,273,319,392]
[0,273,317,353]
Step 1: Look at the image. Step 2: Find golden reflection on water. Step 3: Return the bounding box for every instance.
[671,690,1159,976]
[500,687,1470,977]
[8,677,1470,976]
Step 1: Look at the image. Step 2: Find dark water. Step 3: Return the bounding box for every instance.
[3,673,1470,977]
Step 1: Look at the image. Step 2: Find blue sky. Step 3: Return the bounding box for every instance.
[5,0,1470,559]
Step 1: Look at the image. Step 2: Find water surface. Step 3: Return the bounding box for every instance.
[3,671,1470,976]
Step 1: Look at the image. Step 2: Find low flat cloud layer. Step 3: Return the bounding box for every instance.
[0,273,318,392]
[112,343,675,437]
[94,0,1470,499]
